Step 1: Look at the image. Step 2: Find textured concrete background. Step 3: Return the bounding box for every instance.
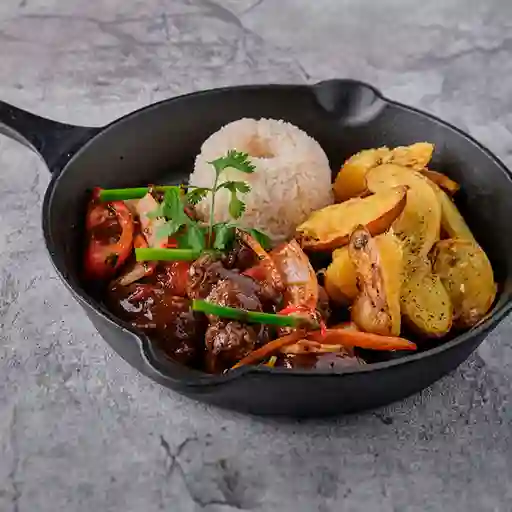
[1,1,512,511]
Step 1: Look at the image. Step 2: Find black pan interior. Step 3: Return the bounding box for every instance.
[45,83,512,371]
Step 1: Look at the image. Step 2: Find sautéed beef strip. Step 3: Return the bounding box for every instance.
[202,266,280,372]
[205,321,269,373]
[187,253,227,300]
[186,247,283,372]
[221,239,257,271]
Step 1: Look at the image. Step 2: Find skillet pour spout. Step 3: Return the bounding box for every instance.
[1,80,511,417]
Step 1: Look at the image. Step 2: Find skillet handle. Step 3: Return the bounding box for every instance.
[312,79,387,126]
[0,100,101,171]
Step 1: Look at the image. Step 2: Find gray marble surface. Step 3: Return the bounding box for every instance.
[1,0,512,511]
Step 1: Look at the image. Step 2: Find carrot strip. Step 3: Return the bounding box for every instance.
[231,329,307,369]
[307,328,417,351]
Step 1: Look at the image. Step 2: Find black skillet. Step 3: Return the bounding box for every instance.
[1,79,511,417]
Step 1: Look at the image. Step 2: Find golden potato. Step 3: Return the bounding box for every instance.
[324,246,357,306]
[324,231,402,307]
[420,169,460,196]
[296,186,407,251]
[333,143,434,202]
[348,226,403,336]
[366,164,441,264]
[427,183,476,243]
[333,147,391,202]
[388,142,434,170]
[400,260,453,337]
[432,239,496,328]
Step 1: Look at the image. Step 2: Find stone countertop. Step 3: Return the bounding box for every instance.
[1,1,511,511]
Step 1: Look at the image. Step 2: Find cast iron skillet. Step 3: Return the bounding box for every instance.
[1,79,511,417]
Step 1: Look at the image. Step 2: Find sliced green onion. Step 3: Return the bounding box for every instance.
[99,186,179,202]
[192,300,309,328]
[265,356,278,367]
[135,248,200,262]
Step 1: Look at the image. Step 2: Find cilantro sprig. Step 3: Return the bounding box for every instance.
[206,149,256,243]
[149,150,269,254]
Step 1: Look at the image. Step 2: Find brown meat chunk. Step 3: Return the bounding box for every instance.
[221,240,257,271]
[206,278,263,312]
[189,253,281,307]
[187,253,225,300]
[205,321,269,373]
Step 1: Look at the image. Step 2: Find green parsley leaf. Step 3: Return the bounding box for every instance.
[228,190,246,220]
[186,187,210,205]
[162,189,188,223]
[219,181,251,194]
[210,150,255,175]
[213,223,235,251]
[155,223,177,240]
[185,224,207,252]
[244,228,272,250]
[147,202,165,219]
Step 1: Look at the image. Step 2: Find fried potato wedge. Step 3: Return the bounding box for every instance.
[432,239,496,328]
[388,142,434,170]
[420,169,460,196]
[426,183,476,243]
[324,247,357,306]
[333,147,391,202]
[348,226,403,336]
[296,186,407,251]
[333,143,434,202]
[366,164,441,263]
[400,260,453,337]
[324,231,401,307]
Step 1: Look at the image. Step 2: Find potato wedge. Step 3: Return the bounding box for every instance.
[432,239,496,328]
[333,147,391,202]
[420,169,460,196]
[366,164,441,264]
[388,142,434,170]
[333,143,434,202]
[324,246,357,305]
[296,186,407,251]
[348,226,403,336]
[324,231,401,306]
[426,183,476,243]
[400,260,453,337]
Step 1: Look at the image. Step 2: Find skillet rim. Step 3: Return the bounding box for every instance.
[41,81,512,384]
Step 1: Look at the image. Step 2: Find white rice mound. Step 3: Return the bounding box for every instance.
[188,118,333,242]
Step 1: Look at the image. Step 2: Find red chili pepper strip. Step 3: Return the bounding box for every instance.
[278,305,313,316]
[319,319,327,338]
